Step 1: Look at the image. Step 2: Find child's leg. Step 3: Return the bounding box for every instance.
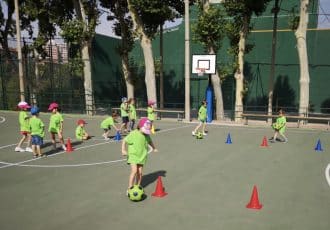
[50,132,56,146]
[26,133,31,148]
[58,132,65,145]
[32,144,37,156]
[272,131,279,142]
[193,121,202,134]
[202,122,207,135]
[136,164,143,186]
[17,134,27,148]
[130,119,135,131]
[129,164,138,189]
[279,132,288,142]
[36,145,41,156]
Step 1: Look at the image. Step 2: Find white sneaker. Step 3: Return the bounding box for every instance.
[25,147,33,152]
[15,147,25,152]
[104,137,110,141]
[192,131,196,136]
[203,132,207,136]
[62,145,67,151]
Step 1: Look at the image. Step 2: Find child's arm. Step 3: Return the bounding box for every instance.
[112,124,120,131]
[121,141,127,156]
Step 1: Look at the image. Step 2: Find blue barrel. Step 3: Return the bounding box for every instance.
[206,85,213,123]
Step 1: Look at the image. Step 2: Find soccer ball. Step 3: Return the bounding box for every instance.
[196,131,203,139]
[272,123,280,130]
[128,185,144,201]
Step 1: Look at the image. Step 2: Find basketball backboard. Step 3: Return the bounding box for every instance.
[192,54,216,75]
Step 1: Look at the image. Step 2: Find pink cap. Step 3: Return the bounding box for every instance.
[48,102,59,111]
[138,117,151,135]
[17,101,31,109]
[148,100,155,106]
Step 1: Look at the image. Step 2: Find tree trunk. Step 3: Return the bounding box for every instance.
[73,0,94,115]
[115,1,134,99]
[122,55,134,99]
[127,0,157,107]
[295,0,310,116]
[208,47,224,120]
[234,22,247,122]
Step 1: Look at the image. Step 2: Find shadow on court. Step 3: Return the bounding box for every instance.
[141,170,167,188]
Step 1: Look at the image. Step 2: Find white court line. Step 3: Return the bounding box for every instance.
[325,164,330,187]
[0,116,5,123]
[0,124,193,169]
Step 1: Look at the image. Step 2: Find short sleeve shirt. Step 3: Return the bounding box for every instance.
[129,104,137,120]
[29,116,45,138]
[120,103,129,117]
[48,112,64,133]
[147,107,155,121]
[19,111,30,132]
[124,130,151,165]
[100,117,115,129]
[75,126,86,140]
[198,106,207,121]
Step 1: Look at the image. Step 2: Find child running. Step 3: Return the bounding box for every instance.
[75,119,90,141]
[48,102,66,151]
[15,101,33,152]
[121,117,158,195]
[128,98,137,131]
[270,108,288,143]
[192,100,208,136]
[29,106,45,157]
[101,111,120,140]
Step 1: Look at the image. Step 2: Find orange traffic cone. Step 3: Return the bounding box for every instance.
[66,138,74,152]
[246,185,263,210]
[260,136,269,147]
[152,176,168,197]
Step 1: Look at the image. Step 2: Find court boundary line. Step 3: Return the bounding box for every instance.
[0,116,5,123]
[326,164,330,187]
[0,124,193,169]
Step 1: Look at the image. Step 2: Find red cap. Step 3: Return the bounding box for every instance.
[148,100,155,106]
[77,119,87,125]
[17,101,31,109]
[138,117,151,135]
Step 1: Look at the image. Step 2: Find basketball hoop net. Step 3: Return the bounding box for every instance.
[196,68,205,77]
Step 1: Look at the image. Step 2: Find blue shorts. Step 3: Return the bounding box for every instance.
[31,135,43,146]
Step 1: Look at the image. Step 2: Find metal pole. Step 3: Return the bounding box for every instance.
[159,24,164,109]
[267,0,280,122]
[184,0,190,121]
[14,0,25,102]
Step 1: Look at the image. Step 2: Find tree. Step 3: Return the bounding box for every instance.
[100,0,135,99]
[127,0,184,107]
[293,0,310,116]
[223,0,271,121]
[192,0,226,120]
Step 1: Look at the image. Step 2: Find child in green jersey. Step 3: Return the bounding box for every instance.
[270,109,288,143]
[75,119,90,141]
[121,117,158,195]
[147,100,156,133]
[29,106,45,157]
[120,97,129,133]
[128,98,137,131]
[192,100,208,136]
[15,101,33,152]
[48,102,66,150]
[101,111,120,140]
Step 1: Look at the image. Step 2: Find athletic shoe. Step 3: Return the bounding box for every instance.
[203,132,207,136]
[15,147,25,152]
[192,131,196,136]
[25,147,33,152]
[62,145,67,151]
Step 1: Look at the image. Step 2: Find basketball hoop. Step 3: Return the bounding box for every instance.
[196,68,205,77]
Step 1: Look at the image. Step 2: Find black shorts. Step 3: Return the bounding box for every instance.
[122,116,129,124]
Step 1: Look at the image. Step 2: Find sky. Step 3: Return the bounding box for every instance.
[1,0,330,40]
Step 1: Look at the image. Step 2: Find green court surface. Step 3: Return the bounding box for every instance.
[0,110,330,230]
